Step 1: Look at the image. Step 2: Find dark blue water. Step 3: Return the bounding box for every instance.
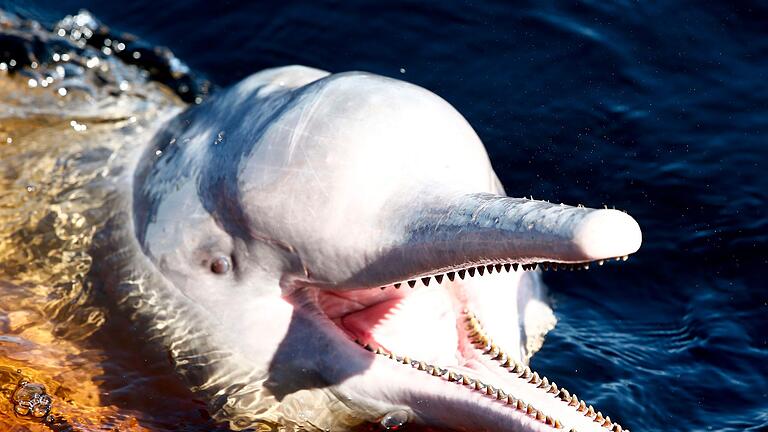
[3,1,767,431]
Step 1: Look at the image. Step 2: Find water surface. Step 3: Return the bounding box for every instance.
[1,1,766,431]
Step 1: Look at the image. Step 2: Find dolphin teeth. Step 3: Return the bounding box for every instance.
[578,401,587,412]
[622,255,629,261]
[526,405,536,416]
[458,269,466,279]
[447,271,456,281]
[407,280,416,288]
[598,259,605,266]
[486,264,494,274]
[467,267,476,277]
[462,376,473,386]
[545,416,555,426]
[504,263,512,272]
[558,388,571,401]
[594,411,604,423]
[485,385,496,396]
[537,377,549,388]
[364,344,374,352]
[448,371,461,382]
[494,263,503,272]
[531,263,538,270]
[536,411,546,422]
[506,395,516,405]
[554,419,563,428]
[394,282,401,289]
[496,389,507,400]
[548,383,559,394]
[512,263,519,271]
[529,372,541,384]
[612,424,622,431]
[487,344,500,357]
[516,400,526,411]
[435,274,444,284]
[602,416,612,427]
[569,395,580,407]
[421,277,431,286]
[586,405,595,417]
[477,266,485,276]
[520,367,532,380]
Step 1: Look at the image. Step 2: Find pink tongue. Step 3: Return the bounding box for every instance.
[340,286,459,364]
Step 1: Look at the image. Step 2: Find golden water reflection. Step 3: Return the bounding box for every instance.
[0,73,204,431]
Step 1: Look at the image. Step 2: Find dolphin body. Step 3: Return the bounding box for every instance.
[90,65,641,431]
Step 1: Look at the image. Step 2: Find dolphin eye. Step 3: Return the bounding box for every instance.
[210,256,232,275]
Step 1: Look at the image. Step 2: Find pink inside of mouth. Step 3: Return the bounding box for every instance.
[319,284,464,366]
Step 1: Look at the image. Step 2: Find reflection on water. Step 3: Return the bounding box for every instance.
[0,48,196,428]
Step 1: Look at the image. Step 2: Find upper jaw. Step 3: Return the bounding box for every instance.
[300,193,641,292]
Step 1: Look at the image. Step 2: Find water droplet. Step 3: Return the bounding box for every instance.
[214,131,226,145]
[399,68,406,74]
[70,120,87,132]
[380,409,408,430]
[12,381,52,419]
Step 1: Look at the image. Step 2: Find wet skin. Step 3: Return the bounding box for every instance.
[107,66,642,431]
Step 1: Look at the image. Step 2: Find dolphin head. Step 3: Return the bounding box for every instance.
[132,66,641,431]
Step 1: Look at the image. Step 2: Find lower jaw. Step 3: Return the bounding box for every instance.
[330,302,630,432]
[310,267,631,431]
[351,309,566,430]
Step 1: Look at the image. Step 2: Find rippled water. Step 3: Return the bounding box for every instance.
[1,1,766,431]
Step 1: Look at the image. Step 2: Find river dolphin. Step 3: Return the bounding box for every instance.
[91,65,641,431]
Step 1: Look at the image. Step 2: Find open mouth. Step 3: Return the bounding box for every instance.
[314,257,632,432]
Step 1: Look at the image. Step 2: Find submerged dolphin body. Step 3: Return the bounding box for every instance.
[97,65,641,431]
